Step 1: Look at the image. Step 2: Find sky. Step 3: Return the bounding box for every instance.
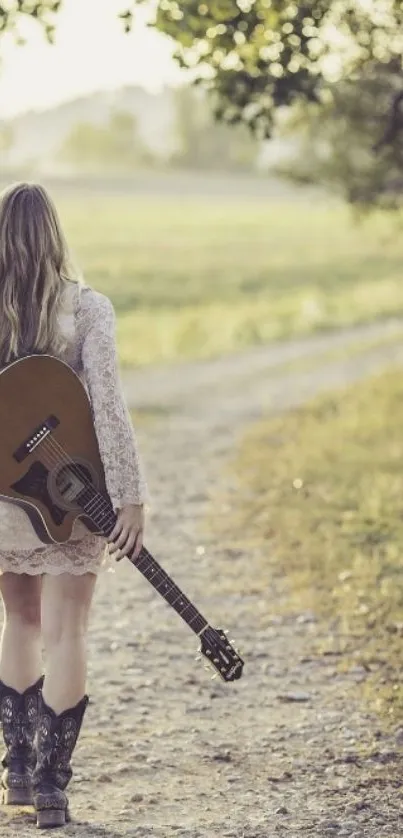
[0,0,183,119]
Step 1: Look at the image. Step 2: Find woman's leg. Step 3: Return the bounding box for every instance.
[0,572,43,691]
[34,573,96,826]
[0,572,43,805]
[41,572,97,713]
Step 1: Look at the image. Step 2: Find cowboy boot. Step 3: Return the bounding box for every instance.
[33,693,89,829]
[0,676,44,805]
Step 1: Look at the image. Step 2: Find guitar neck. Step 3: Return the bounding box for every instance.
[78,486,209,637]
[128,545,208,636]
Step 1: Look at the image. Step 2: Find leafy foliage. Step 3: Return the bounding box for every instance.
[0,1,62,43]
[127,1,403,139]
[275,59,403,212]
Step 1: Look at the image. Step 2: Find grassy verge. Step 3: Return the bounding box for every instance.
[56,194,403,366]
[210,367,403,725]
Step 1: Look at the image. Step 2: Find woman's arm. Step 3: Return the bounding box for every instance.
[77,288,148,514]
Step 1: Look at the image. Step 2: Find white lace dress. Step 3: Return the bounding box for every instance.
[0,282,148,576]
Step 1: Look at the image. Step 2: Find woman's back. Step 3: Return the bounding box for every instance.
[0,182,147,570]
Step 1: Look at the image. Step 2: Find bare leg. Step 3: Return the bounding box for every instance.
[41,572,97,713]
[0,572,42,691]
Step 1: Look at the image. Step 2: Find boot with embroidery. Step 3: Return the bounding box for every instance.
[0,676,44,805]
[33,693,88,829]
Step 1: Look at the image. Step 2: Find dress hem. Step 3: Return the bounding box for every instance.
[0,563,108,576]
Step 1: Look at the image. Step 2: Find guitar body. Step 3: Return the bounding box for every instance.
[0,355,106,544]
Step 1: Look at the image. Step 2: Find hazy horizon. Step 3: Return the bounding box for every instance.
[0,0,183,120]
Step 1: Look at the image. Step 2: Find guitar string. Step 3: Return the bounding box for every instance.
[35,436,208,631]
[37,445,111,527]
[34,430,120,523]
[41,436,116,526]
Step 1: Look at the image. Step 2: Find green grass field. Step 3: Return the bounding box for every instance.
[210,367,403,724]
[57,194,403,366]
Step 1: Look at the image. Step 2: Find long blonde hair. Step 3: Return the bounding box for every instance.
[0,182,77,366]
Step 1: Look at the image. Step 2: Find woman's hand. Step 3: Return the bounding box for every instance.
[107,503,145,561]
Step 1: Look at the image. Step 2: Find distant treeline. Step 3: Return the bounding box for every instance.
[58,88,259,173]
[0,87,260,176]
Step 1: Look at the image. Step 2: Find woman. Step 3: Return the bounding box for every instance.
[0,182,148,828]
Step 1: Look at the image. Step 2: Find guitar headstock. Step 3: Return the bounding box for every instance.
[199,626,244,682]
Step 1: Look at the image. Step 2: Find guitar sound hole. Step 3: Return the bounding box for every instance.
[48,460,97,510]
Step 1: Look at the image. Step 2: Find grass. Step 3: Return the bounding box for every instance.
[56,193,403,367]
[210,367,403,725]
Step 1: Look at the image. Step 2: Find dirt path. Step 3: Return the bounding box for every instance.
[2,320,403,837]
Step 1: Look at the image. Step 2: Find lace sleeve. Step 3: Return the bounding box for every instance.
[77,288,148,511]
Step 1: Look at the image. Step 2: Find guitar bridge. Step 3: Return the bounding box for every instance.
[13,415,60,463]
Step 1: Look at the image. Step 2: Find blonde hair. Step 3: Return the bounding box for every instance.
[0,181,78,366]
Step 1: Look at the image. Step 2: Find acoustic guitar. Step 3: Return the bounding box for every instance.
[0,355,244,682]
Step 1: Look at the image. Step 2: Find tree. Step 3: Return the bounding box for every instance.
[0,122,14,154]
[0,1,62,43]
[127,1,403,141]
[273,59,403,213]
[172,85,258,170]
[59,110,153,171]
[135,0,402,210]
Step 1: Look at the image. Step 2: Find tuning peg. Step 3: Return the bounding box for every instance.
[211,673,218,680]
[195,655,202,662]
